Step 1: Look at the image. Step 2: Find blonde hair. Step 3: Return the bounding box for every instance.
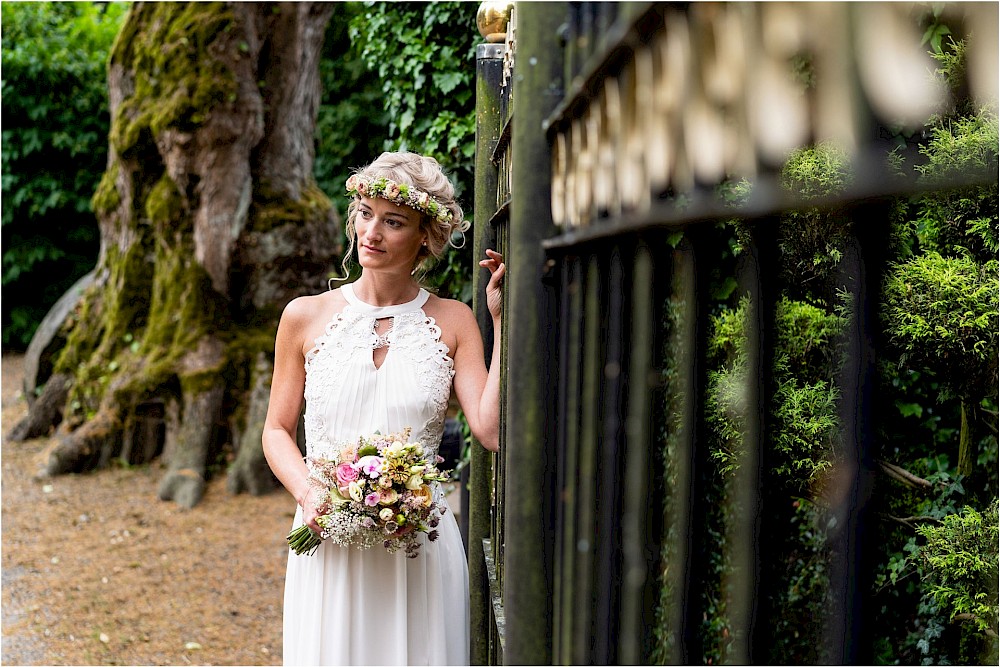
[340,151,468,280]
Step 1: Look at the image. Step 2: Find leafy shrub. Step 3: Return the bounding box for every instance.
[313,4,390,216]
[883,252,999,396]
[707,295,847,488]
[345,2,478,302]
[1,2,127,349]
[773,142,854,299]
[912,108,999,264]
[915,501,999,646]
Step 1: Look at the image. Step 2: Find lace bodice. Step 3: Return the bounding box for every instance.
[303,283,455,460]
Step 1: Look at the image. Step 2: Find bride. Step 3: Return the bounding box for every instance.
[262,151,504,665]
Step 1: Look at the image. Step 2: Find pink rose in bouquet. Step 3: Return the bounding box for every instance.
[335,462,359,488]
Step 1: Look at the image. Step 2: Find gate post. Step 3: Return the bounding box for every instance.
[504,2,565,664]
[471,39,505,666]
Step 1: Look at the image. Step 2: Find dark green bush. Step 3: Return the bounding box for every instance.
[345,1,478,302]
[1,2,127,349]
[707,296,847,489]
[915,501,999,639]
[883,253,998,396]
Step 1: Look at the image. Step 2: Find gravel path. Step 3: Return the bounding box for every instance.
[1,354,291,666]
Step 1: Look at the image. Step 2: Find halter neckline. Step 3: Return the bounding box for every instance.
[342,282,429,317]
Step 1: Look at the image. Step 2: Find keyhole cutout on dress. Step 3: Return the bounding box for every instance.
[372,317,393,370]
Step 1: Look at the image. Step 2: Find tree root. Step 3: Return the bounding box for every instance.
[38,408,120,477]
[157,381,225,508]
[226,352,278,496]
[7,372,72,442]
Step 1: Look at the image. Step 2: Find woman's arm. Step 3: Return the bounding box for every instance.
[262,297,321,533]
[452,250,505,452]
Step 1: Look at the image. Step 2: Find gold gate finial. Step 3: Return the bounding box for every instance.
[477,1,514,43]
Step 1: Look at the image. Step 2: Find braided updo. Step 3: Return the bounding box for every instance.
[342,151,469,278]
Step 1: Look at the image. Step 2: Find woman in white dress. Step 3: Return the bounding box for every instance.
[262,151,504,666]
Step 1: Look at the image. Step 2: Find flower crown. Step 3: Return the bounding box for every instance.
[346,174,454,225]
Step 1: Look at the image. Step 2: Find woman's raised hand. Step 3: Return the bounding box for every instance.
[479,249,505,319]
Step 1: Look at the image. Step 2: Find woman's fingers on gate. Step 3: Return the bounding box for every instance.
[479,249,504,273]
[481,257,505,289]
[487,262,506,289]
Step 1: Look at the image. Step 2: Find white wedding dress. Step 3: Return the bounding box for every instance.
[282,283,470,666]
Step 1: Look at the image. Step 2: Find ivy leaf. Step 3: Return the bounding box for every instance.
[921,23,951,55]
[398,109,415,134]
[432,71,462,95]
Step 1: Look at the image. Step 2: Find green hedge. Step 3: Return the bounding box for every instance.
[1,2,127,349]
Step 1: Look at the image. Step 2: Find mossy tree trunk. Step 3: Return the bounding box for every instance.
[8,2,339,508]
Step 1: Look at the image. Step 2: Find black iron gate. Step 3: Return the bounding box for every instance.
[468,2,998,664]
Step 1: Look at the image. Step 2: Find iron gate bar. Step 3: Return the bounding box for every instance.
[618,243,659,665]
[488,200,510,229]
[502,3,566,664]
[545,2,659,134]
[823,201,892,664]
[594,245,628,663]
[738,220,781,664]
[573,256,603,666]
[674,230,717,665]
[491,210,508,667]
[553,254,584,665]
[554,257,584,664]
[491,118,513,166]
[471,41,504,667]
[540,164,998,252]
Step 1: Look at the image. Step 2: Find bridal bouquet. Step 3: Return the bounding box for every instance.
[286,428,451,559]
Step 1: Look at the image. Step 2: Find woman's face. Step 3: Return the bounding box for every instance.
[354,196,427,273]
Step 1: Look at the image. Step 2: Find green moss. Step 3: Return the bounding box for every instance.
[57,239,157,421]
[145,174,184,228]
[225,326,278,363]
[180,369,225,396]
[251,181,334,233]
[141,232,223,357]
[109,2,239,155]
[53,280,101,375]
[91,163,121,217]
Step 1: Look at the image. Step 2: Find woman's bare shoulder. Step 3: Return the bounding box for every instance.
[424,293,475,323]
[281,290,347,331]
